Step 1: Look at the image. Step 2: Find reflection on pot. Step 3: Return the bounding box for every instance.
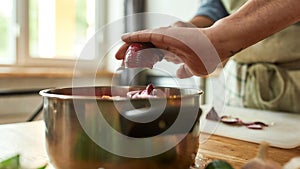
[41,86,202,169]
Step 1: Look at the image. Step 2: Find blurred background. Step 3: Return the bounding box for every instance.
[0,0,208,124]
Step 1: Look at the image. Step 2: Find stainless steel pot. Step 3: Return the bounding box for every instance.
[40,86,202,169]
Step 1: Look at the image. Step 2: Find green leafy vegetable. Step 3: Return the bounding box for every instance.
[205,160,234,169]
[0,154,47,169]
[0,154,20,169]
[36,164,48,169]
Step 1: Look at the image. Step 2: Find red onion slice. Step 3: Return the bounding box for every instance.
[246,124,264,129]
[124,43,164,69]
[205,107,270,130]
[206,107,220,121]
[127,84,158,99]
[220,116,242,125]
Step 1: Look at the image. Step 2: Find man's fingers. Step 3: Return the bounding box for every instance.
[115,43,130,60]
[121,27,176,47]
[172,21,196,28]
[176,64,193,79]
[164,53,183,64]
[122,29,154,42]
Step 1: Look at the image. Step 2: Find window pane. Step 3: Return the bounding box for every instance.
[29,0,95,59]
[0,1,15,64]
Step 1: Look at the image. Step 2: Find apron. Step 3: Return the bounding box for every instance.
[221,0,300,113]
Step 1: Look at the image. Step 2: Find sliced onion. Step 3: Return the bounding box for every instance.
[246,124,264,129]
[220,116,241,124]
[206,107,270,130]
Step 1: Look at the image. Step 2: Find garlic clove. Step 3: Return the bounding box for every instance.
[283,157,300,169]
[242,142,282,169]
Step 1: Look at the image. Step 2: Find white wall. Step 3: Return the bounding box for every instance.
[146,0,200,21]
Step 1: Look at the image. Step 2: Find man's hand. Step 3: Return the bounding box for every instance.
[115,26,222,78]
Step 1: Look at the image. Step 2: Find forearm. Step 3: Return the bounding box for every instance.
[190,0,228,28]
[203,0,300,61]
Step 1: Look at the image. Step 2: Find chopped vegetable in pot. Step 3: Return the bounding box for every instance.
[127,84,158,98]
[101,84,162,99]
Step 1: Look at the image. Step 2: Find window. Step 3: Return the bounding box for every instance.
[28,0,95,59]
[0,0,117,68]
[0,1,15,64]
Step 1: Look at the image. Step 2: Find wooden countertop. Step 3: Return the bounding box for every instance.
[0,121,299,169]
[198,133,300,168]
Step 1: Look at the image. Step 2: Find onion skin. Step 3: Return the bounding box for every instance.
[124,43,163,68]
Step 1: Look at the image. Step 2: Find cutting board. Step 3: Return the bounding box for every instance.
[199,105,300,149]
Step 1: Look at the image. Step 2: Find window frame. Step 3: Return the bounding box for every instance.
[5,0,109,68]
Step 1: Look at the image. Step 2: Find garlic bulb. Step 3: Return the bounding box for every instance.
[242,142,282,169]
[283,157,300,169]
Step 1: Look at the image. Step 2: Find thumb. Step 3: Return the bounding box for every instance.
[172,21,196,28]
[176,64,193,79]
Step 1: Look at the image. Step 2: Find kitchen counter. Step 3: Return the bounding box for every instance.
[0,121,299,169]
[198,132,300,168]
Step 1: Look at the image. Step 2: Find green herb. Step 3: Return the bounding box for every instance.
[0,154,47,169]
[205,160,234,169]
[0,154,20,169]
[36,164,47,169]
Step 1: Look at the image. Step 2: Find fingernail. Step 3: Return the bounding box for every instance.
[121,33,131,40]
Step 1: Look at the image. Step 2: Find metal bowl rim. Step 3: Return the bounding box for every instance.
[39,86,203,100]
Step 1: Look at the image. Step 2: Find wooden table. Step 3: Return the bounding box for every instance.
[198,133,300,168]
[0,121,299,169]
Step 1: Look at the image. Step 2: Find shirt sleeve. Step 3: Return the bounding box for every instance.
[195,0,229,22]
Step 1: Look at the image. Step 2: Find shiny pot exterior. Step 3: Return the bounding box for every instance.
[40,86,202,169]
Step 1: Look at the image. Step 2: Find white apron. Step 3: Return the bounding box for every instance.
[221,0,300,113]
